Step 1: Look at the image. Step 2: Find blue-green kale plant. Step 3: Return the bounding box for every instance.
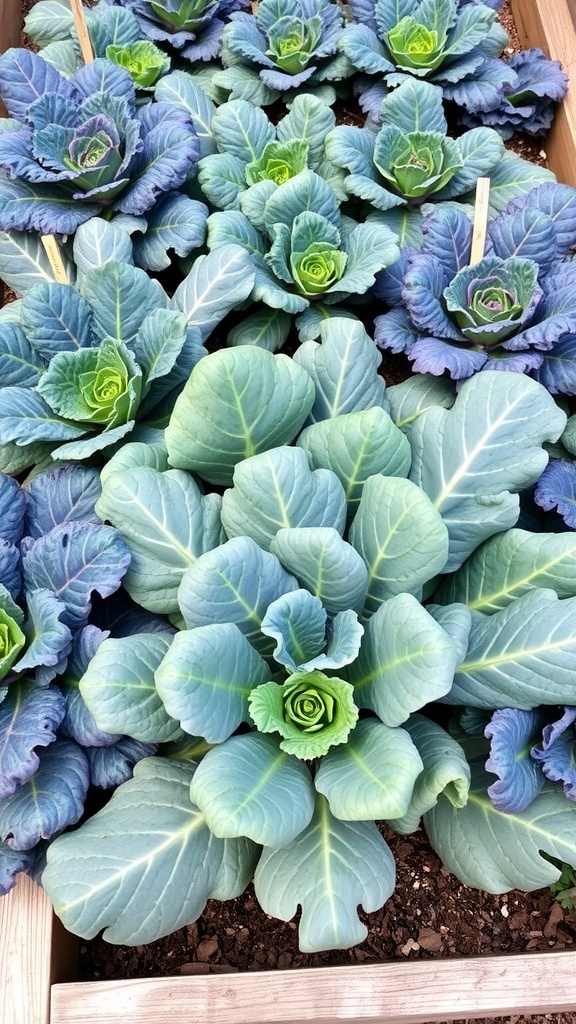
[0,223,255,470]
[0,49,201,235]
[374,182,576,386]
[26,323,576,953]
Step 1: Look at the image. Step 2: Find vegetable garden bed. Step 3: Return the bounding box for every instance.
[3,0,576,1022]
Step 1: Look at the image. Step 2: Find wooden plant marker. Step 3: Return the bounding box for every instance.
[40,0,94,282]
[469,176,490,266]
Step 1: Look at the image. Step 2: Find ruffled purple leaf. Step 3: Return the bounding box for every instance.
[115,105,200,216]
[25,466,102,540]
[86,737,158,788]
[0,323,44,390]
[0,474,26,546]
[534,460,576,529]
[22,522,131,631]
[372,246,418,306]
[532,708,576,800]
[72,58,136,106]
[443,56,516,114]
[488,207,558,277]
[0,173,102,234]
[483,349,544,373]
[0,542,22,601]
[260,64,318,91]
[12,590,73,679]
[408,336,488,378]
[485,707,549,812]
[59,626,119,748]
[421,205,475,279]
[504,183,576,260]
[0,680,65,799]
[374,306,422,355]
[541,706,576,750]
[181,17,226,61]
[402,254,462,341]
[532,335,576,395]
[0,738,89,850]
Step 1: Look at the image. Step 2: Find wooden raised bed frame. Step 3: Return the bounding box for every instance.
[2,0,576,1021]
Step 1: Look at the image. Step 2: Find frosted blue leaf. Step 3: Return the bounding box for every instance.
[255,794,395,953]
[227,307,291,352]
[155,71,218,158]
[0,48,76,120]
[131,309,188,388]
[0,542,20,602]
[339,24,393,75]
[207,209,266,255]
[380,78,447,133]
[155,623,270,742]
[532,335,576,395]
[212,98,274,162]
[485,708,548,813]
[0,388,88,446]
[22,522,131,630]
[221,446,347,551]
[294,317,388,424]
[198,152,247,211]
[51,422,136,462]
[0,323,44,389]
[263,170,340,233]
[426,603,472,664]
[488,208,558,277]
[133,193,208,272]
[449,590,576,709]
[72,57,134,101]
[0,173,102,235]
[83,260,167,345]
[438,127,504,200]
[25,465,101,539]
[24,0,75,46]
[59,626,120,748]
[271,527,368,615]
[408,373,566,571]
[408,336,489,379]
[374,306,422,356]
[20,283,93,359]
[387,374,455,429]
[171,244,256,343]
[73,220,134,278]
[276,93,336,169]
[178,537,298,658]
[42,758,258,943]
[0,229,75,297]
[0,473,25,545]
[466,152,554,215]
[534,461,576,529]
[506,183,576,260]
[328,218,399,299]
[0,680,65,799]
[79,632,180,743]
[190,732,315,847]
[0,738,89,850]
[86,738,158,789]
[315,718,423,821]
[260,590,363,672]
[346,594,459,727]
[95,466,225,615]
[13,590,72,677]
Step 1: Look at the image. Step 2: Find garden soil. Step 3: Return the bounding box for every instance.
[12,1,576,1020]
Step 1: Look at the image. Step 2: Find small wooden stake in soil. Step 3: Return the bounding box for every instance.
[469,177,490,266]
[40,236,69,285]
[70,0,95,64]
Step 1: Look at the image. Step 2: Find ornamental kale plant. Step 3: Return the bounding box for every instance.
[30,324,576,952]
[0,464,160,894]
[117,0,249,62]
[0,49,201,235]
[206,169,399,327]
[218,0,353,105]
[0,225,255,468]
[340,0,512,120]
[374,183,576,385]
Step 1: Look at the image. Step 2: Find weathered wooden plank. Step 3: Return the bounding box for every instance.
[511,0,576,187]
[0,874,77,1024]
[0,0,21,117]
[50,951,576,1024]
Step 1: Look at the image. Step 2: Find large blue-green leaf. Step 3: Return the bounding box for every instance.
[254,794,395,952]
[293,318,388,423]
[276,93,336,169]
[0,323,44,389]
[315,718,423,821]
[131,309,188,390]
[155,624,270,743]
[155,71,218,158]
[0,680,65,798]
[59,625,119,749]
[221,446,347,551]
[190,732,315,846]
[198,152,247,211]
[170,244,256,343]
[83,261,167,344]
[271,528,368,615]
[425,758,576,893]
[263,170,341,233]
[22,522,131,629]
[448,589,576,709]
[260,591,363,672]
[387,374,455,429]
[346,594,459,727]
[178,537,298,658]
[24,0,75,45]
[79,633,181,742]
[438,127,504,200]
[95,467,224,614]
[42,757,258,942]
[20,283,93,358]
[465,152,554,215]
[434,529,576,612]
[211,98,274,163]
[165,347,315,485]
[132,194,208,273]
[327,218,399,300]
[0,174,99,237]
[0,388,88,446]
[408,373,567,572]
[349,475,449,617]
[380,78,447,134]
[227,307,292,352]
[73,220,134,280]
[387,714,471,834]
[298,408,411,515]
[99,440,168,485]
[0,739,89,850]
